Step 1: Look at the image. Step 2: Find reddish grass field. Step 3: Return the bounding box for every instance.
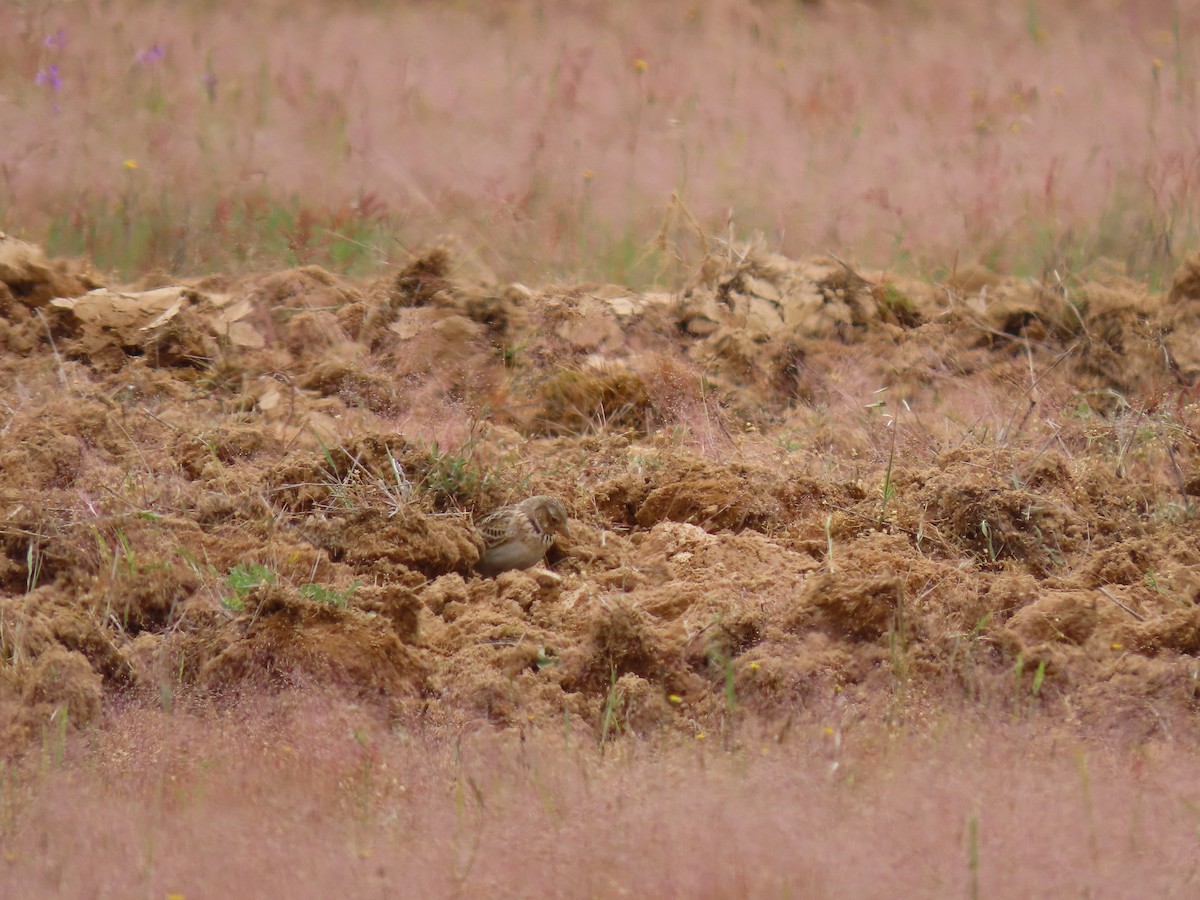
[5,694,1200,898]
[5,2,1200,898]
[4,0,1200,280]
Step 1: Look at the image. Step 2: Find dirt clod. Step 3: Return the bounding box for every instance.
[6,239,1200,747]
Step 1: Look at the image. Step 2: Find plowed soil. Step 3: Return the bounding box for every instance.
[5,233,1200,748]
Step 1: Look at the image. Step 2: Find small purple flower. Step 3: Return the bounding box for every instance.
[44,28,67,49]
[35,64,62,91]
[201,71,218,102]
[135,44,166,66]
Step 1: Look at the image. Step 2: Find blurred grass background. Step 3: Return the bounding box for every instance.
[2,0,1198,286]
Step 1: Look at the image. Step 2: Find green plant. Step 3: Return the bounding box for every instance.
[424,441,480,499]
[421,428,504,506]
[176,547,218,580]
[876,282,919,325]
[1012,654,1048,716]
[92,525,139,578]
[1144,570,1168,594]
[1031,659,1046,697]
[314,439,366,511]
[704,644,739,745]
[25,538,44,595]
[865,392,898,525]
[880,423,898,524]
[92,525,167,630]
[888,594,911,716]
[598,667,623,752]
[776,431,803,453]
[825,514,836,573]
[980,519,998,563]
[299,581,361,609]
[379,447,415,508]
[499,341,526,368]
[949,612,992,702]
[723,654,737,720]
[222,562,276,611]
[40,705,69,775]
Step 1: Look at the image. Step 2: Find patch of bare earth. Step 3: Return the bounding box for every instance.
[5,234,1200,893]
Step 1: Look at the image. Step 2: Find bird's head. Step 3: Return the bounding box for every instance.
[526,496,570,539]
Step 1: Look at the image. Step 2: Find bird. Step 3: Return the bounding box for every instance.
[475,495,570,577]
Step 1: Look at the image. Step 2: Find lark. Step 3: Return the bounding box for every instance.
[475,495,570,577]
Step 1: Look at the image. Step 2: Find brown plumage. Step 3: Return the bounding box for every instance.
[475,495,570,577]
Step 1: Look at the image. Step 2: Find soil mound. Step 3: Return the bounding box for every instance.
[5,240,1200,746]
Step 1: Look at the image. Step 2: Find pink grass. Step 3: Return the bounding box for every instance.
[2,692,1199,898]
[3,1,1199,279]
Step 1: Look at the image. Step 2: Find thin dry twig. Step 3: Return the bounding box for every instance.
[1098,586,1145,622]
